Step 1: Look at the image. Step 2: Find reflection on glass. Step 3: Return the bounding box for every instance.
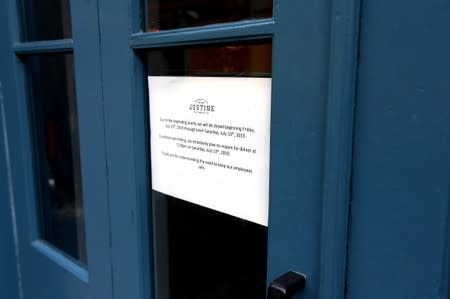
[20,0,72,41]
[147,41,271,76]
[147,0,272,31]
[25,54,86,264]
[147,41,271,299]
[153,193,268,299]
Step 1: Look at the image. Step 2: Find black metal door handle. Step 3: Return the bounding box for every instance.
[267,271,306,299]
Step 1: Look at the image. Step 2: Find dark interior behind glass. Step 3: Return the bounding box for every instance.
[147,0,272,31]
[19,0,72,41]
[25,54,86,264]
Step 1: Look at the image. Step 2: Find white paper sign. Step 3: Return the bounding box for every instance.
[149,76,271,226]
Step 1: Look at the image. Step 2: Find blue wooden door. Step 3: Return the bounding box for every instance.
[94,0,360,299]
[0,0,112,298]
[346,0,450,298]
[1,0,401,298]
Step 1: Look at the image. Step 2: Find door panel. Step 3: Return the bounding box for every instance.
[347,0,450,298]
[97,0,341,297]
[0,0,112,298]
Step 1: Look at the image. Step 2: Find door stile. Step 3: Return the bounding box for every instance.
[318,0,361,298]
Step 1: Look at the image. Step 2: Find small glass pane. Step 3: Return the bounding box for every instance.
[19,0,72,41]
[147,0,272,31]
[147,41,271,299]
[147,42,271,76]
[25,54,86,264]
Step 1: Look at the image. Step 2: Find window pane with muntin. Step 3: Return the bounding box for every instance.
[19,0,72,41]
[146,0,272,31]
[146,41,272,299]
[25,53,86,264]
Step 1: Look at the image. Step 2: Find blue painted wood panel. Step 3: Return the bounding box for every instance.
[347,0,450,298]
[0,82,19,299]
[267,0,330,298]
[96,0,152,298]
[0,0,113,297]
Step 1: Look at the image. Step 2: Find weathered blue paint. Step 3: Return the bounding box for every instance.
[97,0,153,297]
[70,0,114,297]
[347,0,450,298]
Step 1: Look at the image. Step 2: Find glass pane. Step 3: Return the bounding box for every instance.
[147,41,271,299]
[147,0,272,31]
[19,0,72,41]
[25,54,86,264]
[147,42,271,76]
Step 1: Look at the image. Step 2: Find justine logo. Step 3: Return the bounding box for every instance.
[189,98,215,114]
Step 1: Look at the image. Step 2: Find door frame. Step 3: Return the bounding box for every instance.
[318,0,360,298]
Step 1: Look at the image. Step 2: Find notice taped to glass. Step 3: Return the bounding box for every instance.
[149,76,271,226]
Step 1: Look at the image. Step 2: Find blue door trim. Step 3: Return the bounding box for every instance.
[129,19,275,49]
[0,80,21,299]
[12,39,74,54]
[318,0,361,298]
[97,0,152,298]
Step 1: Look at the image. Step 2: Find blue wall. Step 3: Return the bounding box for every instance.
[347,0,450,298]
